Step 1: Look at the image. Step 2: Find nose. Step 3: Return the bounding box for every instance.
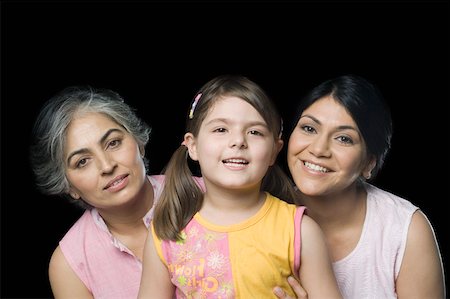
[229,131,247,149]
[308,134,331,158]
[97,152,117,174]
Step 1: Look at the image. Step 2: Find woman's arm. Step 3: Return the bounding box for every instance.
[296,215,342,299]
[137,226,174,299]
[396,210,445,299]
[48,246,93,299]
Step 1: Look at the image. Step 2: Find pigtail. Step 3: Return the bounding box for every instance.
[153,146,203,241]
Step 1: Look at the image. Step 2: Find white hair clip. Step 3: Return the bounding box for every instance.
[189,93,202,119]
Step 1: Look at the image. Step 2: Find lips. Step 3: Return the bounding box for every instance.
[222,158,249,170]
[222,158,249,165]
[104,174,129,190]
[303,161,330,173]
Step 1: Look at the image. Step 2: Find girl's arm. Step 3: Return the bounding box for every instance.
[137,226,175,299]
[49,246,94,299]
[297,215,342,299]
[396,210,445,299]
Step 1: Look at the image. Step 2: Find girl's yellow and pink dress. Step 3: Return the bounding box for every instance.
[152,193,306,298]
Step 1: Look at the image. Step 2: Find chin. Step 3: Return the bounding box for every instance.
[297,181,325,196]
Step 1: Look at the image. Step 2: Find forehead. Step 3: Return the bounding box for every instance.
[67,112,119,131]
[65,113,122,147]
[205,96,263,121]
[304,96,356,126]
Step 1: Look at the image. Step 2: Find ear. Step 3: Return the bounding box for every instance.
[68,188,81,200]
[183,132,198,161]
[139,144,145,158]
[269,138,284,166]
[363,156,376,179]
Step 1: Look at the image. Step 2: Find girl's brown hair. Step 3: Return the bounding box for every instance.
[153,75,297,241]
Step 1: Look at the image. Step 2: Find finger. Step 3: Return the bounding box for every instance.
[273,286,291,299]
[287,276,308,299]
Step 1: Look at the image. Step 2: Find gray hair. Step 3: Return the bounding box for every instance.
[30,86,152,209]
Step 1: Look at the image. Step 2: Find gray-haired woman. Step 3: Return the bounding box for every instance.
[30,86,203,299]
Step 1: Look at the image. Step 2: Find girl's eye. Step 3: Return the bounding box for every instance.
[336,135,354,145]
[249,130,263,136]
[213,128,227,133]
[301,125,316,134]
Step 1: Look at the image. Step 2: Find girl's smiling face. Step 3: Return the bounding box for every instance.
[185,96,282,192]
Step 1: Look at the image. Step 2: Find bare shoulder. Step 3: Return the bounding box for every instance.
[405,210,442,255]
[408,210,437,240]
[49,245,64,267]
[300,214,325,241]
[49,245,93,299]
[396,210,445,298]
[49,245,68,277]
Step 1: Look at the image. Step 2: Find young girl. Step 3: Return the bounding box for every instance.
[138,75,342,299]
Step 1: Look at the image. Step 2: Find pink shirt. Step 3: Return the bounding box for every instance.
[333,183,418,298]
[58,175,166,299]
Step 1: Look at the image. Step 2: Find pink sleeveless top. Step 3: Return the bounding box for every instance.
[332,183,418,298]
[59,175,166,299]
[152,193,306,298]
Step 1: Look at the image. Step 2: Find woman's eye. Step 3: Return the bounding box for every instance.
[301,125,316,133]
[108,139,121,148]
[213,128,227,133]
[337,135,354,144]
[76,158,88,168]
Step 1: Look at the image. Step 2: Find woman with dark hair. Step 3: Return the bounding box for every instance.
[275,74,445,298]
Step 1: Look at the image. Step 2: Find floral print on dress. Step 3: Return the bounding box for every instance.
[161,219,235,298]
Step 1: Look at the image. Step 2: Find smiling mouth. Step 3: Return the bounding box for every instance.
[304,161,330,173]
[223,158,249,165]
[104,175,128,189]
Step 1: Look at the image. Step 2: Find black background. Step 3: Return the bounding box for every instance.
[2,1,449,298]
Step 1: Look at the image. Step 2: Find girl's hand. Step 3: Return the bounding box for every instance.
[273,276,308,299]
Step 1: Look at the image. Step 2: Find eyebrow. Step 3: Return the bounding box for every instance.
[205,118,268,128]
[300,115,358,132]
[66,128,123,165]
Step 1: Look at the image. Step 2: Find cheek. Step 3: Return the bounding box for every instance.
[287,153,301,180]
[287,141,295,157]
[117,143,142,164]
[66,171,97,195]
[268,144,280,165]
[287,133,306,156]
[251,141,278,166]
[197,142,219,160]
[337,151,365,177]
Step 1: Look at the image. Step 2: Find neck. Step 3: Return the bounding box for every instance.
[99,178,154,235]
[300,182,367,231]
[200,184,266,225]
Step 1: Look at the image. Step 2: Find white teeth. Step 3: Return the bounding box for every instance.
[304,161,329,173]
[224,159,248,164]
[110,178,123,187]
